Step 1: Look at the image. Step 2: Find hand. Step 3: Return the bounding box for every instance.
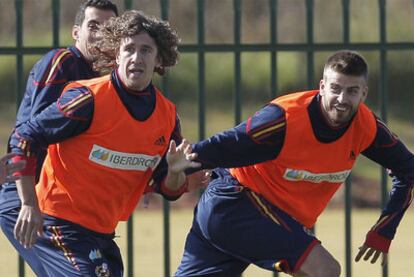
[0,153,26,183]
[187,170,212,191]
[166,139,201,173]
[14,204,44,249]
[355,230,390,266]
[355,244,388,266]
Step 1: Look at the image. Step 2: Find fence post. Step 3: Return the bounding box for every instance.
[378,0,388,275]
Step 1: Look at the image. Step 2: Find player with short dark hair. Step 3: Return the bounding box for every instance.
[175,50,414,277]
[74,0,118,27]
[0,1,117,276]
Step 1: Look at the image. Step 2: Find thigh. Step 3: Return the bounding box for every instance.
[0,207,48,277]
[197,172,319,274]
[99,237,124,277]
[35,217,122,277]
[175,223,248,277]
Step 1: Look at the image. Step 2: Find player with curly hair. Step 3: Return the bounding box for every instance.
[5,10,200,277]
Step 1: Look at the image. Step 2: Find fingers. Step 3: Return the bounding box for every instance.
[168,140,177,154]
[355,245,368,262]
[13,215,23,243]
[355,245,387,265]
[184,143,192,155]
[186,153,198,161]
[13,208,43,248]
[14,215,29,247]
[188,161,202,168]
[363,248,376,261]
[370,250,381,264]
[6,160,26,175]
[0,153,17,164]
[28,223,40,248]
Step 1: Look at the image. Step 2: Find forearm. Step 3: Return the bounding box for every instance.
[164,171,187,192]
[15,176,39,208]
[373,180,413,239]
[191,104,285,171]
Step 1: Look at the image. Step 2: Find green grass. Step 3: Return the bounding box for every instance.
[1,207,413,276]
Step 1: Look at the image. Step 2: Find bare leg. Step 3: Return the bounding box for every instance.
[292,244,340,277]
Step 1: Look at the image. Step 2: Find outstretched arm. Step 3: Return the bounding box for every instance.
[189,103,286,171]
[356,117,414,265]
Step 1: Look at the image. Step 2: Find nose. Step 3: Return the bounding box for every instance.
[131,50,143,64]
[336,91,346,103]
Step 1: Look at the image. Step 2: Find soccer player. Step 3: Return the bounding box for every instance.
[5,7,201,277]
[0,0,118,275]
[175,50,414,277]
[0,153,26,184]
[5,9,200,277]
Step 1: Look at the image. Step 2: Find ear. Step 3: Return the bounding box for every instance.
[72,25,80,41]
[116,52,120,66]
[361,86,368,102]
[319,79,325,95]
[155,55,162,68]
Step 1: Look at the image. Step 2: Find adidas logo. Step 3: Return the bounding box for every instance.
[154,136,166,145]
[349,150,356,161]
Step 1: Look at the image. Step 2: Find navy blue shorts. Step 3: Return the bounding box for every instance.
[0,184,123,277]
[175,168,319,276]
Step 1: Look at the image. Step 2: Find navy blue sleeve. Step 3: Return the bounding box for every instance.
[190,103,286,171]
[7,48,96,180]
[9,86,94,157]
[149,114,184,200]
[362,116,414,240]
[15,49,79,126]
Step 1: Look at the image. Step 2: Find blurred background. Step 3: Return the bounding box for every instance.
[0,0,413,276]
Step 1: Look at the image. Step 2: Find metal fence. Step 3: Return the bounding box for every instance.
[2,0,414,276]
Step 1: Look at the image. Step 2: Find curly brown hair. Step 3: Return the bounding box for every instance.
[91,10,180,75]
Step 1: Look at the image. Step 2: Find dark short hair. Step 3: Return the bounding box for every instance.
[92,10,181,75]
[74,0,118,26]
[324,50,368,81]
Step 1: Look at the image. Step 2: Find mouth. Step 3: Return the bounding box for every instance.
[334,105,349,113]
[128,68,144,77]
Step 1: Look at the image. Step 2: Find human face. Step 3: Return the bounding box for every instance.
[72,7,116,62]
[319,68,368,127]
[116,32,161,91]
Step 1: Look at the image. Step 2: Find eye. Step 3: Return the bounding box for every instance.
[87,23,99,32]
[123,45,134,53]
[348,88,359,95]
[330,85,341,94]
[141,47,152,55]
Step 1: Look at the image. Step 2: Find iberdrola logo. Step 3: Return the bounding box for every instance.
[285,169,303,180]
[91,149,109,161]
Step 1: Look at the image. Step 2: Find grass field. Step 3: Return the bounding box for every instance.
[0,207,413,277]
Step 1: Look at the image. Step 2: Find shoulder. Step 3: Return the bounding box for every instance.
[38,48,76,68]
[246,104,286,138]
[31,48,78,85]
[356,104,377,133]
[272,90,318,107]
[153,86,176,110]
[63,75,111,92]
